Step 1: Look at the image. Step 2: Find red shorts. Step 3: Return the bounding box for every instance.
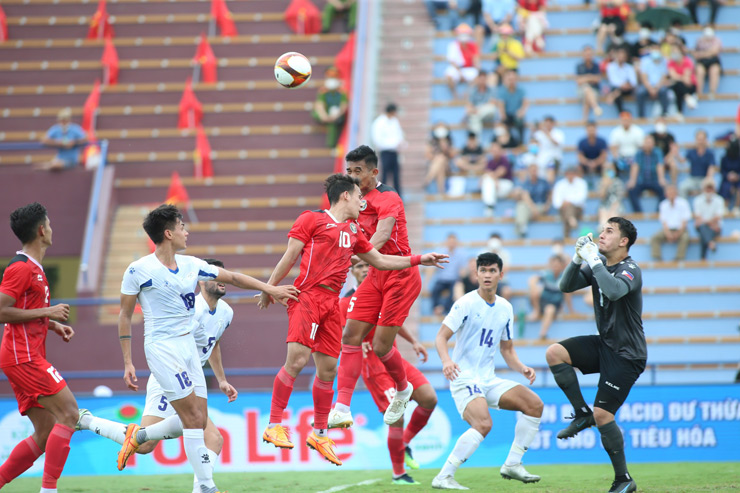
[2,359,67,415]
[347,265,421,327]
[361,353,429,414]
[286,286,342,358]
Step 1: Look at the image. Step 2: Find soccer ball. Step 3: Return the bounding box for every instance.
[274,52,312,89]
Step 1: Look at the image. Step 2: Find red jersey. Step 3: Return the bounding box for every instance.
[289,210,373,292]
[0,253,50,368]
[359,183,411,256]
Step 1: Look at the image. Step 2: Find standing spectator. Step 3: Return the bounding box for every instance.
[685,0,721,26]
[552,165,588,238]
[578,121,608,184]
[428,233,466,315]
[597,163,626,226]
[533,115,565,183]
[694,26,722,97]
[693,179,725,259]
[679,129,716,198]
[492,24,525,85]
[609,111,645,178]
[719,138,740,215]
[595,0,629,52]
[481,142,515,216]
[425,123,456,194]
[478,0,517,48]
[650,185,692,261]
[627,134,666,213]
[371,103,405,195]
[312,67,348,148]
[605,49,637,114]
[465,71,498,137]
[631,27,657,60]
[497,70,529,142]
[512,163,551,237]
[322,0,356,33]
[636,47,670,118]
[575,45,603,119]
[40,108,87,170]
[517,0,548,54]
[667,46,698,119]
[445,23,480,98]
[651,117,680,185]
[455,131,487,175]
[528,255,568,340]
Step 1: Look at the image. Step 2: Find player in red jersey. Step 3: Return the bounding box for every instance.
[332,145,424,428]
[0,203,78,493]
[258,174,447,466]
[338,260,438,485]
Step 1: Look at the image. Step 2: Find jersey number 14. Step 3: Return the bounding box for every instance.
[479,328,495,348]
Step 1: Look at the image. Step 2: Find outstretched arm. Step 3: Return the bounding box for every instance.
[215,266,299,307]
[357,249,449,271]
[257,238,304,309]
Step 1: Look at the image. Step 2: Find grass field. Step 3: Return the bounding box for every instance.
[3,462,739,492]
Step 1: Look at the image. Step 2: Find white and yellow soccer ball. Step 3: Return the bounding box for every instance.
[274,52,312,89]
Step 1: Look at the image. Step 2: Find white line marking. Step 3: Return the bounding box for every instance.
[316,478,382,493]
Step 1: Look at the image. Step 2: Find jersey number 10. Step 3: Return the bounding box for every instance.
[338,231,351,248]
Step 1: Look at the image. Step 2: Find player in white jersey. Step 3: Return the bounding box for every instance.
[115,205,298,493]
[432,252,543,490]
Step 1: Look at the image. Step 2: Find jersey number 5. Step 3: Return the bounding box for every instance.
[338,231,351,248]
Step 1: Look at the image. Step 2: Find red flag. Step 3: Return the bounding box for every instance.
[82,79,101,134]
[284,0,321,35]
[193,33,218,84]
[211,0,238,37]
[166,171,190,205]
[0,6,8,42]
[87,0,114,40]
[193,127,213,178]
[101,38,119,85]
[177,77,203,130]
[334,32,355,94]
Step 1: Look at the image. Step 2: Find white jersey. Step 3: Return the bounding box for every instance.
[192,294,233,366]
[442,290,514,383]
[121,253,220,342]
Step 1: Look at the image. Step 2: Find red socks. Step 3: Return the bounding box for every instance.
[312,378,334,430]
[404,406,434,445]
[0,436,42,486]
[336,344,363,407]
[269,367,296,424]
[41,423,74,489]
[379,346,409,392]
[388,426,405,477]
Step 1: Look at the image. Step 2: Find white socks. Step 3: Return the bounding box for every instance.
[505,414,541,466]
[183,429,216,490]
[192,449,218,493]
[82,416,127,445]
[439,428,485,477]
[137,415,183,442]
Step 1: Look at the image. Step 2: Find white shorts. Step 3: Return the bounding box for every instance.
[445,65,479,83]
[450,375,520,418]
[142,374,176,419]
[144,334,207,404]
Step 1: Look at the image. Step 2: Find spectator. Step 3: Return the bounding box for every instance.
[693,179,725,259]
[596,0,629,52]
[371,103,405,195]
[445,23,480,98]
[719,138,740,215]
[651,117,680,184]
[455,131,487,175]
[694,26,722,97]
[453,256,479,301]
[428,233,466,315]
[597,163,626,226]
[494,122,520,150]
[528,254,568,340]
[465,71,498,136]
[667,46,698,119]
[322,0,356,33]
[492,24,525,85]
[516,0,548,54]
[533,115,565,183]
[424,0,458,30]
[737,103,740,138]
[552,165,588,238]
[631,26,657,60]
[481,141,515,216]
[686,0,721,26]
[609,111,645,178]
[512,163,551,237]
[312,67,348,148]
[40,108,87,170]
[425,122,456,193]
[669,21,689,47]
[478,0,517,48]
[575,45,603,119]
[636,46,670,118]
[497,70,528,142]
[577,120,608,184]
[485,233,514,296]
[627,134,666,213]
[679,129,716,198]
[650,184,692,261]
[605,48,637,114]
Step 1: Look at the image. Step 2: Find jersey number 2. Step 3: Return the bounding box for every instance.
[479,328,495,348]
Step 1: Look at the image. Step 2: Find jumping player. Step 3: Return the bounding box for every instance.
[0,202,78,493]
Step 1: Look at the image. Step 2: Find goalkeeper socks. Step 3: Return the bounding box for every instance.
[439,428,484,477]
[505,414,541,466]
[183,429,216,490]
[388,426,405,477]
[0,436,42,486]
[550,363,591,416]
[83,415,127,445]
[312,378,334,431]
[599,420,629,478]
[137,415,183,443]
[379,346,409,392]
[41,424,73,489]
[403,405,434,445]
[336,344,363,407]
[269,367,296,424]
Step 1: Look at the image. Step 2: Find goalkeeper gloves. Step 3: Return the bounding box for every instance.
[572,234,592,265]
[577,239,602,269]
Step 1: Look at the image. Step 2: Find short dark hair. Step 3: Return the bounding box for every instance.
[203,258,224,269]
[385,103,397,113]
[608,216,637,250]
[345,145,378,170]
[544,115,555,123]
[143,204,183,245]
[477,252,503,271]
[325,173,360,205]
[10,202,47,245]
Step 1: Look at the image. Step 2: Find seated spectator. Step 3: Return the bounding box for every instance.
[651,117,680,184]
[636,47,670,118]
[605,34,631,60]
[609,111,645,178]
[497,70,528,142]
[481,141,515,216]
[669,21,689,47]
[428,233,466,315]
[322,0,356,33]
[533,115,564,183]
[650,184,692,261]
[693,179,725,259]
[40,108,87,170]
[552,165,588,238]
[596,0,629,53]
[605,48,637,114]
[516,0,547,54]
[478,0,517,48]
[578,120,608,184]
[686,0,721,26]
[667,46,698,118]
[659,31,684,60]
[312,67,348,148]
[492,24,525,85]
[631,27,657,60]
[511,163,551,237]
[627,134,666,213]
[424,0,458,30]
[465,71,498,136]
[679,129,716,197]
[527,254,568,340]
[425,122,456,193]
[597,163,626,226]
[445,23,480,98]
[693,26,722,97]
[575,45,603,119]
[453,256,480,301]
[484,233,513,299]
[494,122,520,150]
[719,138,740,215]
[455,131,487,175]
